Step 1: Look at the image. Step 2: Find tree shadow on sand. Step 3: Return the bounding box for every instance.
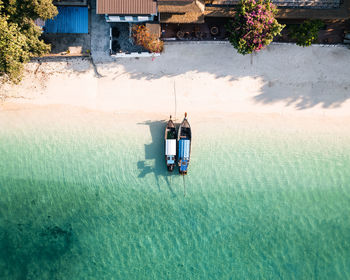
[137,120,177,196]
[99,44,350,110]
[253,79,350,110]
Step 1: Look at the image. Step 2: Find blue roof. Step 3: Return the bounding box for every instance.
[44,6,88,34]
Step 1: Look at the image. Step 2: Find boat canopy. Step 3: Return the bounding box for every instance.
[178,139,190,159]
[166,139,176,155]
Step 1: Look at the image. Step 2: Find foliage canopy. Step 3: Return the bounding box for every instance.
[289,20,325,47]
[226,0,284,55]
[0,0,57,83]
[132,25,164,54]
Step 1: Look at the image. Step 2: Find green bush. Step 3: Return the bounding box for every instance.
[289,20,325,47]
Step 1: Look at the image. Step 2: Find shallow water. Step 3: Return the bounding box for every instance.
[1,108,350,279]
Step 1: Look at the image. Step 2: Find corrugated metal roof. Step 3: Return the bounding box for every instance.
[97,0,157,15]
[44,6,88,34]
[179,139,190,159]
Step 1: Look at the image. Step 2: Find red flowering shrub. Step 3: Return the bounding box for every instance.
[226,0,284,55]
[132,25,164,53]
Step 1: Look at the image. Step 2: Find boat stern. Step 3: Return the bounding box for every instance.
[166,155,175,172]
[179,159,189,175]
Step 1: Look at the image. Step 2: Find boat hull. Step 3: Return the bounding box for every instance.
[165,118,176,172]
[177,117,191,175]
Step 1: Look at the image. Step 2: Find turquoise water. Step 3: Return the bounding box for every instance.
[1,109,350,279]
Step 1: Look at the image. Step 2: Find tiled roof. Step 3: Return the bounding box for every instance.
[97,0,157,15]
[211,0,341,8]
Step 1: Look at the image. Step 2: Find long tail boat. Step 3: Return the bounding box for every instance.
[177,113,191,175]
[165,115,176,172]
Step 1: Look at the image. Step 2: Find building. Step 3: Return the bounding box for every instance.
[203,0,350,20]
[96,0,157,22]
[149,0,350,21]
[158,0,205,24]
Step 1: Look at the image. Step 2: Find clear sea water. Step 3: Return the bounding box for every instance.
[1,108,350,279]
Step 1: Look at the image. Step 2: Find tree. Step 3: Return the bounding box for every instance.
[0,0,57,83]
[226,0,284,55]
[132,25,164,53]
[289,20,325,47]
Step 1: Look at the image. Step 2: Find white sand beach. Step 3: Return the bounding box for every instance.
[1,42,350,125]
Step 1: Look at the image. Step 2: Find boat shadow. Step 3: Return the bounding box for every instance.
[137,120,178,196]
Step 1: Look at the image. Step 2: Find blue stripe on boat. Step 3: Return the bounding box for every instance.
[179,139,190,159]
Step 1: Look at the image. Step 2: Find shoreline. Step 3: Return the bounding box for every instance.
[1,103,350,137]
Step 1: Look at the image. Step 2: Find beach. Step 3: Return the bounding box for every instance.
[1,42,350,118]
[1,43,350,279]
